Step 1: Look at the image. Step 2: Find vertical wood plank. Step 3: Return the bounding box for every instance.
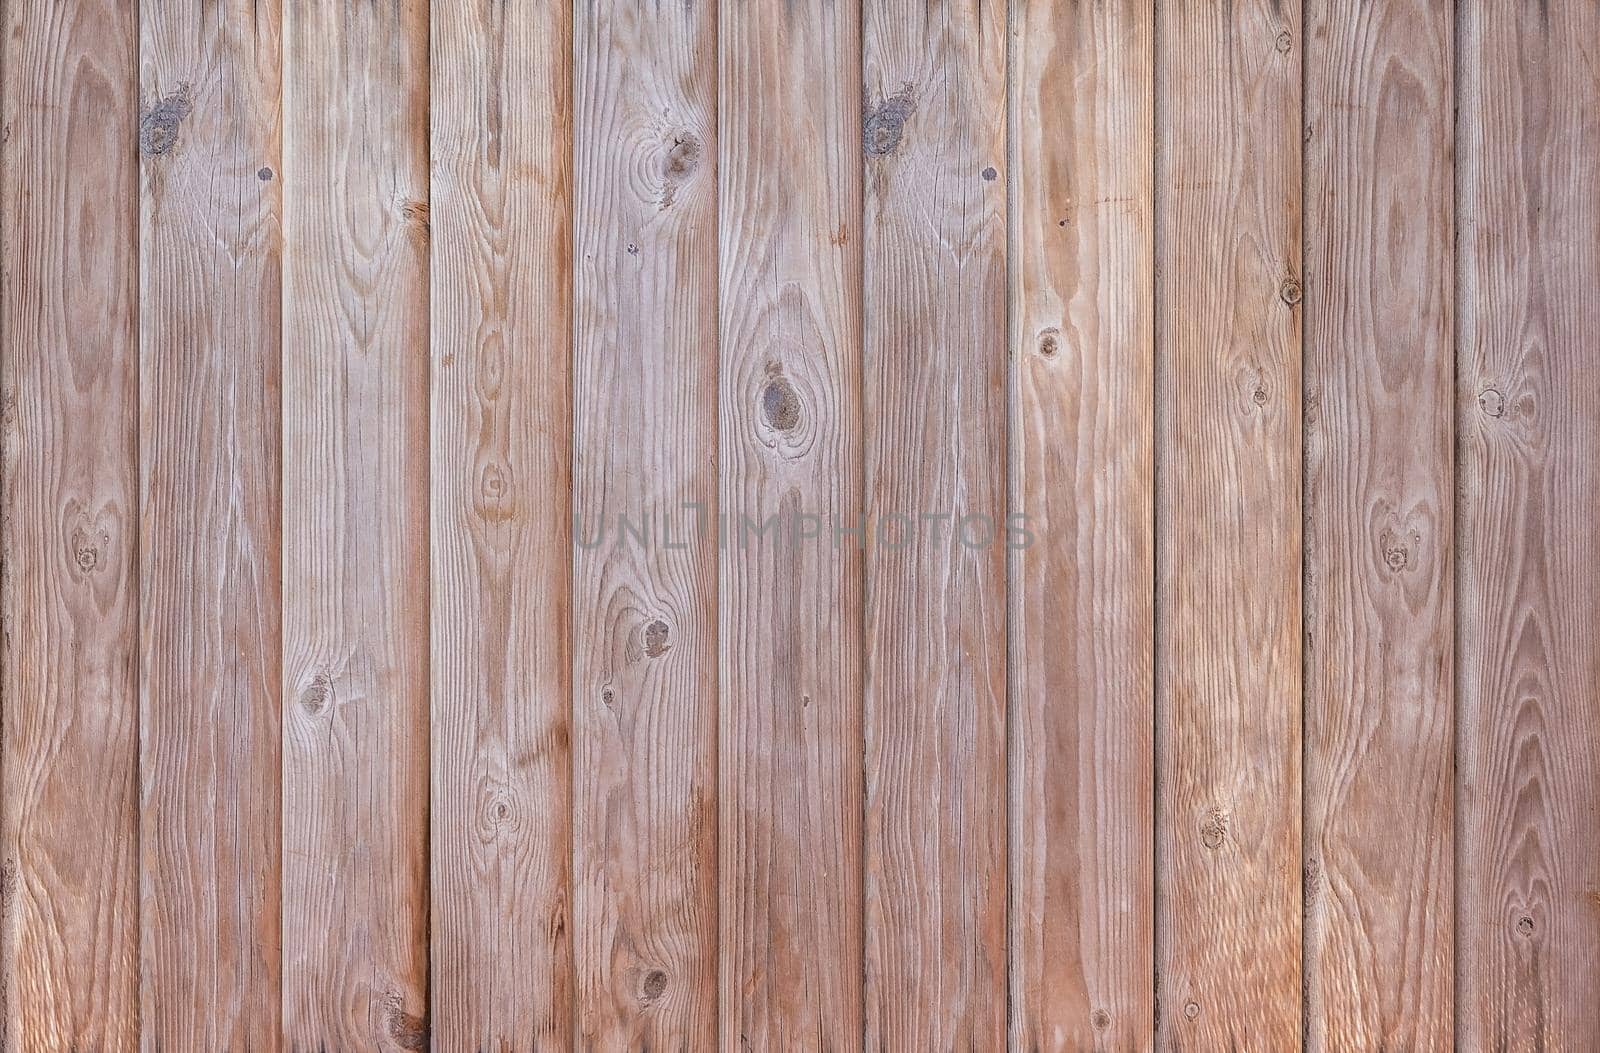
[138,0,283,1045]
[861,0,1007,1046]
[0,0,140,1046]
[429,0,573,1047]
[572,1,719,1045]
[1154,0,1302,1045]
[1458,0,1600,1048]
[281,0,431,1047]
[718,0,863,1046]
[1009,0,1154,1048]
[1301,0,1454,1047]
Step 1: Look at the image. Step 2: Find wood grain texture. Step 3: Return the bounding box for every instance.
[861,0,1007,1046]
[572,1,719,1046]
[0,0,141,1046]
[137,0,284,1046]
[1457,0,1600,1048]
[1008,1,1154,1049]
[1302,0,1454,1048]
[1154,0,1302,1046]
[281,0,431,1047]
[12,3,1600,1043]
[717,0,863,1046]
[429,1,573,1048]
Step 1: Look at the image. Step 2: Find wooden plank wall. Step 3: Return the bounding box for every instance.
[2,0,1597,1049]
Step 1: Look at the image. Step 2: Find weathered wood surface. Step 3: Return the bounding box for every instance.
[718,0,864,1047]
[1009,1,1155,1048]
[862,0,1009,1047]
[1458,0,1600,1048]
[1155,0,1304,1046]
[429,0,574,1048]
[571,1,720,1046]
[280,0,431,1048]
[138,0,284,1045]
[1,0,141,1047]
[1302,0,1455,1048]
[0,1,1595,1048]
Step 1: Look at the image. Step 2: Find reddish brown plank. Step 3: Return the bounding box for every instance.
[0,0,141,1046]
[137,0,284,1045]
[429,0,575,1046]
[1458,0,1600,1048]
[571,1,720,1045]
[1009,1,1155,1048]
[1301,0,1455,1047]
[862,0,1009,1046]
[717,0,864,1045]
[281,1,431,1047]
[1154,0,1303,1045]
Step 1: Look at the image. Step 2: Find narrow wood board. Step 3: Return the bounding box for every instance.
[0,0,141,1046]
[1154,0,1303,1045]
[1009,0,1155,1048]
[281,1,432,1047]
[572,2,719,1045]
[1302,0,1454,1047]
[718,0,864,1045]
[1457,0,1600,1047]
[862,0,1008,1046]
[138,0,284,1045]
[429,1,574,1048]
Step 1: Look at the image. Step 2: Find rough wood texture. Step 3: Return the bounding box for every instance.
[429,1,573,1048]
[1009,1,1154,1049]
[1458,1,1600,1048]
[1302,0,1454,1048]
[1155,0,1302,1046]
[0,0,141,1047]
[862,0,1008,1046]
[717,0,864,1047]
[571,1,719,1046]
[280,0,431,1047]
[11,0,1600,1045]
[138,0,283,1046]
